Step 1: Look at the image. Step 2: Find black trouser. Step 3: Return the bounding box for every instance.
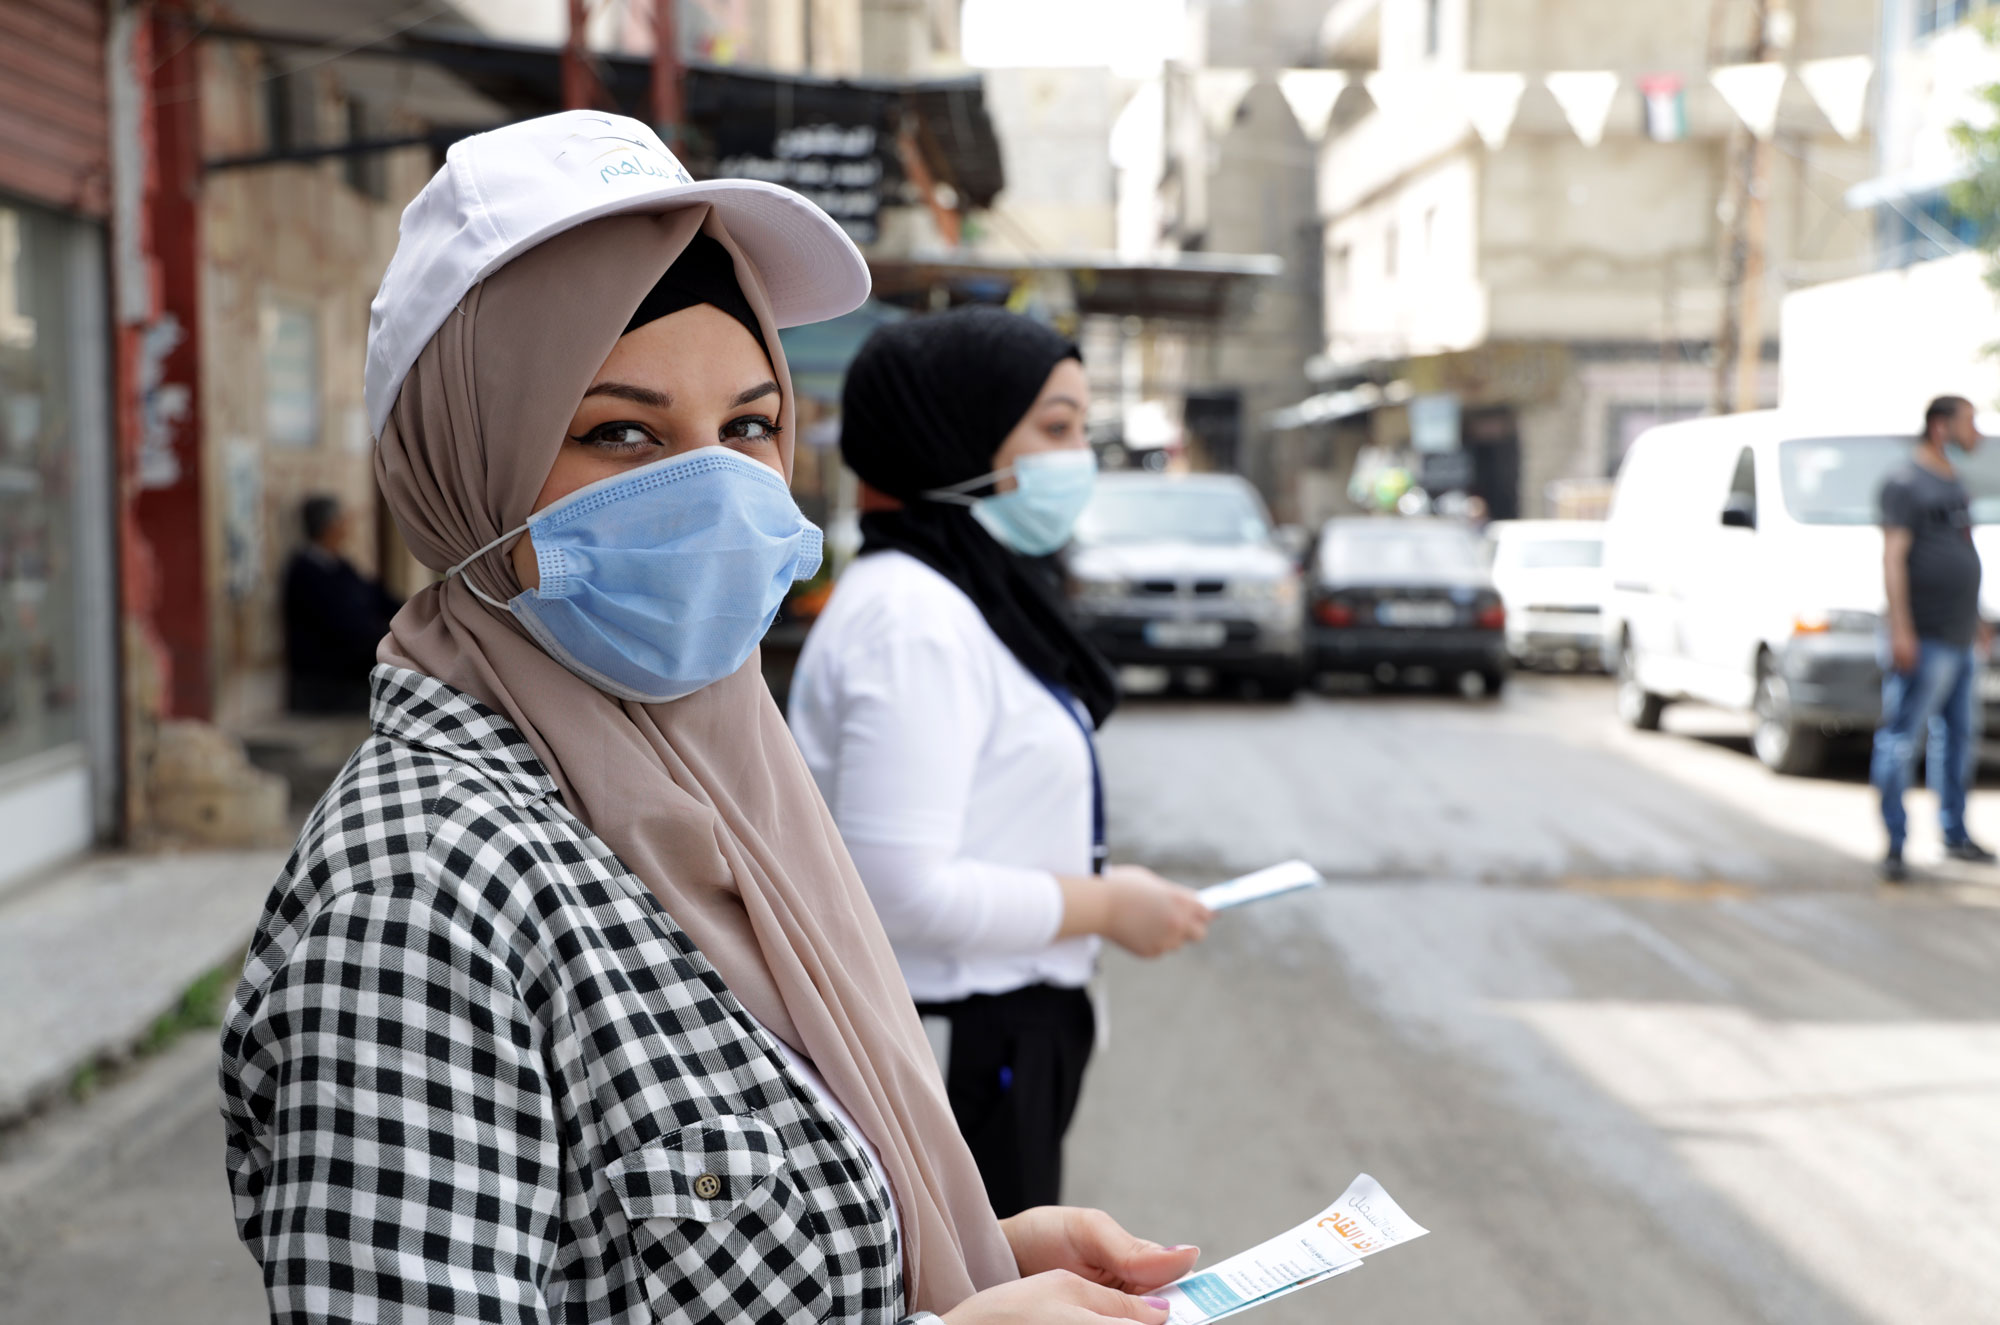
[914,983,1096,1218]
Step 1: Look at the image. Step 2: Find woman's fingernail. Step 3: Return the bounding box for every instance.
[1144,1297,1172,1310]
[1170,1244,1198,1252]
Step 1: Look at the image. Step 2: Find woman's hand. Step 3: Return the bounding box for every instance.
[1001,1205,1200,1292]
[1056,865,1211,957]
[1100,864,1212,958]
[939,1270,1171,1324]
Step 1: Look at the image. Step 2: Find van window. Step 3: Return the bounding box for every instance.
[1512,537,1603,569]
[1727,447,1757,520]
[1779,436,2000,525]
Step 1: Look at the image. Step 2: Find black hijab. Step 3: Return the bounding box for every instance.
[623,233,768,352]
[841,306,1119,727]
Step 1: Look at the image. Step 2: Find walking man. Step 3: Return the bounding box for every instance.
[1874,395,1993,882]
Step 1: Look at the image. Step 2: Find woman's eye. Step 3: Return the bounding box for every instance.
[575,422,660,452]
[724,414,783,446]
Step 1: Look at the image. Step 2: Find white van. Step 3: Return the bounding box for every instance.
[1604,411,2000,775]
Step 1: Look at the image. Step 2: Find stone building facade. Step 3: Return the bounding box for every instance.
[1313,0,1878,517]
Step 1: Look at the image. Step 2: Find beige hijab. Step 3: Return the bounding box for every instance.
[374,207,1016,1313]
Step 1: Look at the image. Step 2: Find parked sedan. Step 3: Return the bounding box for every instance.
[1066,472,1305,698]
[1309,517,1509,695]
[1487,519,1609,671]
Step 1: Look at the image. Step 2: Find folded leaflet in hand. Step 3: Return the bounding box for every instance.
[1156,1174,1428,1324]
[1197,859,1324,912]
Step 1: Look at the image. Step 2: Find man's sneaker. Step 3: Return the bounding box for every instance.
[1880,851,1909,883]
[1944,838,1998,865]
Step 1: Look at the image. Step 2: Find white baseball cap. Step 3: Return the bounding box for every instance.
[364,109,872,439]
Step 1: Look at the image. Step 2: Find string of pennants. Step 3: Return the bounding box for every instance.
[1191,56,1875,148]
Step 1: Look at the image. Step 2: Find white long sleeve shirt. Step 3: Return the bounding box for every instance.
[789,550,1099,1003]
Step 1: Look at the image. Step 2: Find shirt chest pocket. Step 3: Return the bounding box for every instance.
[606,1114,834,1324]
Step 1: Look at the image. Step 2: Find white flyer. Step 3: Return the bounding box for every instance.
[1156,1174,1429,1324]
[1197,859,1325,912]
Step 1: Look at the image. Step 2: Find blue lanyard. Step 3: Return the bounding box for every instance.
[1035,677,1107,876]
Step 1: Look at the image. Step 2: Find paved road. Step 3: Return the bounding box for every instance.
[3,676,1997,1323]
[1070,676,2000,1325]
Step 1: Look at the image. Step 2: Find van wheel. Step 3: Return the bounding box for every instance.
[1616,641,1667,731]
[1753,666,1827,776]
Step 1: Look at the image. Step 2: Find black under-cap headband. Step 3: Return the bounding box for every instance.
[623,233,769,355]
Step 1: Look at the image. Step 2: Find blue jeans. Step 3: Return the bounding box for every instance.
[1871,639,1980,853]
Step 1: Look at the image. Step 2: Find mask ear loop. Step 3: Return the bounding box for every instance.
[443,522,529,611]
[922,464,1015,506]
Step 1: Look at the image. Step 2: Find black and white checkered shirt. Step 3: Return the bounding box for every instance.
[222,666,940,1325]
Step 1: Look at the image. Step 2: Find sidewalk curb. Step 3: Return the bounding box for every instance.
[0,848,281,1124]
[0,1033,223,1222]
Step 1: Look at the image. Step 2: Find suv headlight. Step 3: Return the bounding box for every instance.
[1231,577,1300,610]
[1071,575,1130,607]
[1793,609,1881,637]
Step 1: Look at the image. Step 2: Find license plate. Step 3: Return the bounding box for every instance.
[1144,619,1227,649]
[1376,600,1458,627]
[1982,670,2000,702]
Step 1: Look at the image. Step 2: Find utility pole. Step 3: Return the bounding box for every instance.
[563,0,594,110]
[652,0,683,144]
[1712,0,1792,414]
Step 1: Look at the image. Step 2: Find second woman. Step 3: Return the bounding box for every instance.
[790,307,1211,1218]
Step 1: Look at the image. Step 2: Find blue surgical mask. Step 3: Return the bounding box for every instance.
[926,449,1098,556]
[450,447,822,703]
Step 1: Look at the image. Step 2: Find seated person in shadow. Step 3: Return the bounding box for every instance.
[282,494,398,714]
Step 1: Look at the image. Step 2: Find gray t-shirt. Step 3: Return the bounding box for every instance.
[1879,460,1983,645]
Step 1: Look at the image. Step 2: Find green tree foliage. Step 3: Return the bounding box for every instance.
[1949,18,2000,287]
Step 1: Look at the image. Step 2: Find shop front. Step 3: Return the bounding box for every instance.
[0,2,120,887]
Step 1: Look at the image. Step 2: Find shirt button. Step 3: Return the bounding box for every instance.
[693,1173,722,1200]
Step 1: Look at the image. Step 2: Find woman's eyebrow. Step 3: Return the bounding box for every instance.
[1039,394,1085,411]
[583,381,672,407]
[730,380,781,407]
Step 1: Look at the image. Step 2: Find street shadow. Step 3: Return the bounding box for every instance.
[1679,729,2000,788]
[1066,893,1924,1325]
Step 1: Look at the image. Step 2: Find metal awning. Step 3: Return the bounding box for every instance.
[1844,163,1967,210]
[197,22,1005,208]
[866,251,1284,321]
[1266,379,1412,429]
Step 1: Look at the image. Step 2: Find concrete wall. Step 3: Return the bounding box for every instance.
[1203,76,1323,498]
[861,0,961,76]
[1311,0,1876,517]
[1480,137,1730,344]
[1470,0,1875,70]
[198,42,433,726]
[1321,0,1879,367]
[1205,0,1332,69]
[1325,151,1484,363]
[978,68,1118,255]
[455,0,869,75]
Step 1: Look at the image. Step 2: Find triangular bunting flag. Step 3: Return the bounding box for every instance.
[1460,72,1526,150]
[1711,62,1789,140]
[1278,69,1350,141]
[1544,71,1620,147]
[1195,69,1257,138]
[1798,54,1873,140]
